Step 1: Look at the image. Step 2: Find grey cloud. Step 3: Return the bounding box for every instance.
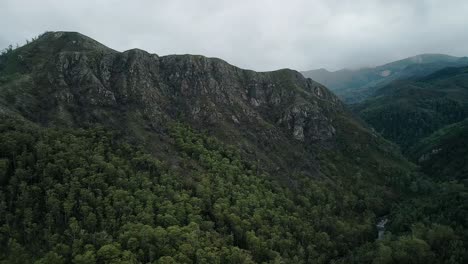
[1,0,468,71]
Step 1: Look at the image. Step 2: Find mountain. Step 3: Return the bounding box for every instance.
[302,54,468,103]
[0,31,405,180]
[382,119,468,263]
[352,65,468,151]
[349,66,468,263]
[0,32,466,263]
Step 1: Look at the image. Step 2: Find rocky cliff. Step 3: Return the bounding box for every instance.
[0,31,408,180]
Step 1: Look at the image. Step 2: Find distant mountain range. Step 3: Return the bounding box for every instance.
[348,61,468,260]
[302,54,468,103]
[352,65,468,151]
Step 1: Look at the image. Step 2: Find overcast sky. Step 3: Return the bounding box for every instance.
[1,0,468,71]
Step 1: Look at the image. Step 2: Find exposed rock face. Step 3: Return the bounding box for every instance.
[3,32,341,136]
[0,31,390,177]
[418,148,442,162]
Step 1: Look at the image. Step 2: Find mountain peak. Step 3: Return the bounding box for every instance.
[31,31,114,52]
[0,31,116,75]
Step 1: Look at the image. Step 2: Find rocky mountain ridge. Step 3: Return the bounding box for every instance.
[1,31,393,180]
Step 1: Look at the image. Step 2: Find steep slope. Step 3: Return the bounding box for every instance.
[0,31,408,181]
[347,118,468,264]
[0,32,448,263]
[352,66,468,151]
[408,118,468,181]
[346,63,468,264]
[370,118,468,264]
[302,54,468,103]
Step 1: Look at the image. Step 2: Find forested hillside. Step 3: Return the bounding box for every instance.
[0,32,467,263]
[408,118,468,181]
[352,66,468,151]
[0,115,410,263]
[347,65,468,264]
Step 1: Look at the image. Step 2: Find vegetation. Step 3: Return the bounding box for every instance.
[0,116,381,263]
[408,119,468,181]
[302,54,468,103]
[346,67,468,263]
[352,66,468,151]
[0,115,465,263]
[0,32,467,263]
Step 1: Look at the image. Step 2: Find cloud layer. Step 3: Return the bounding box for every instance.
[1,0,468,71]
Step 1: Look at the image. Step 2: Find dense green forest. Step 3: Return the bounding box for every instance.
[408,118,468,181]
[352,177,468,263]
[0,115,385,263]
[0,115,467,263]
[346,66,468,263]
[352,66,468,151]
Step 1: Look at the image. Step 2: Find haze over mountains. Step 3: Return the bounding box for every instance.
[351,61,468,187]
[352,65,468,150]
[0,32,467,263]
[302,54,468,103]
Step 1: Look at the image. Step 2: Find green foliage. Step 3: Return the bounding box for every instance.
[353,66,468,151]
[344,66,468,263]
[408,119,468,180]
[350,221,467,264]
[0,116,425,263]
[346,177,468,263]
